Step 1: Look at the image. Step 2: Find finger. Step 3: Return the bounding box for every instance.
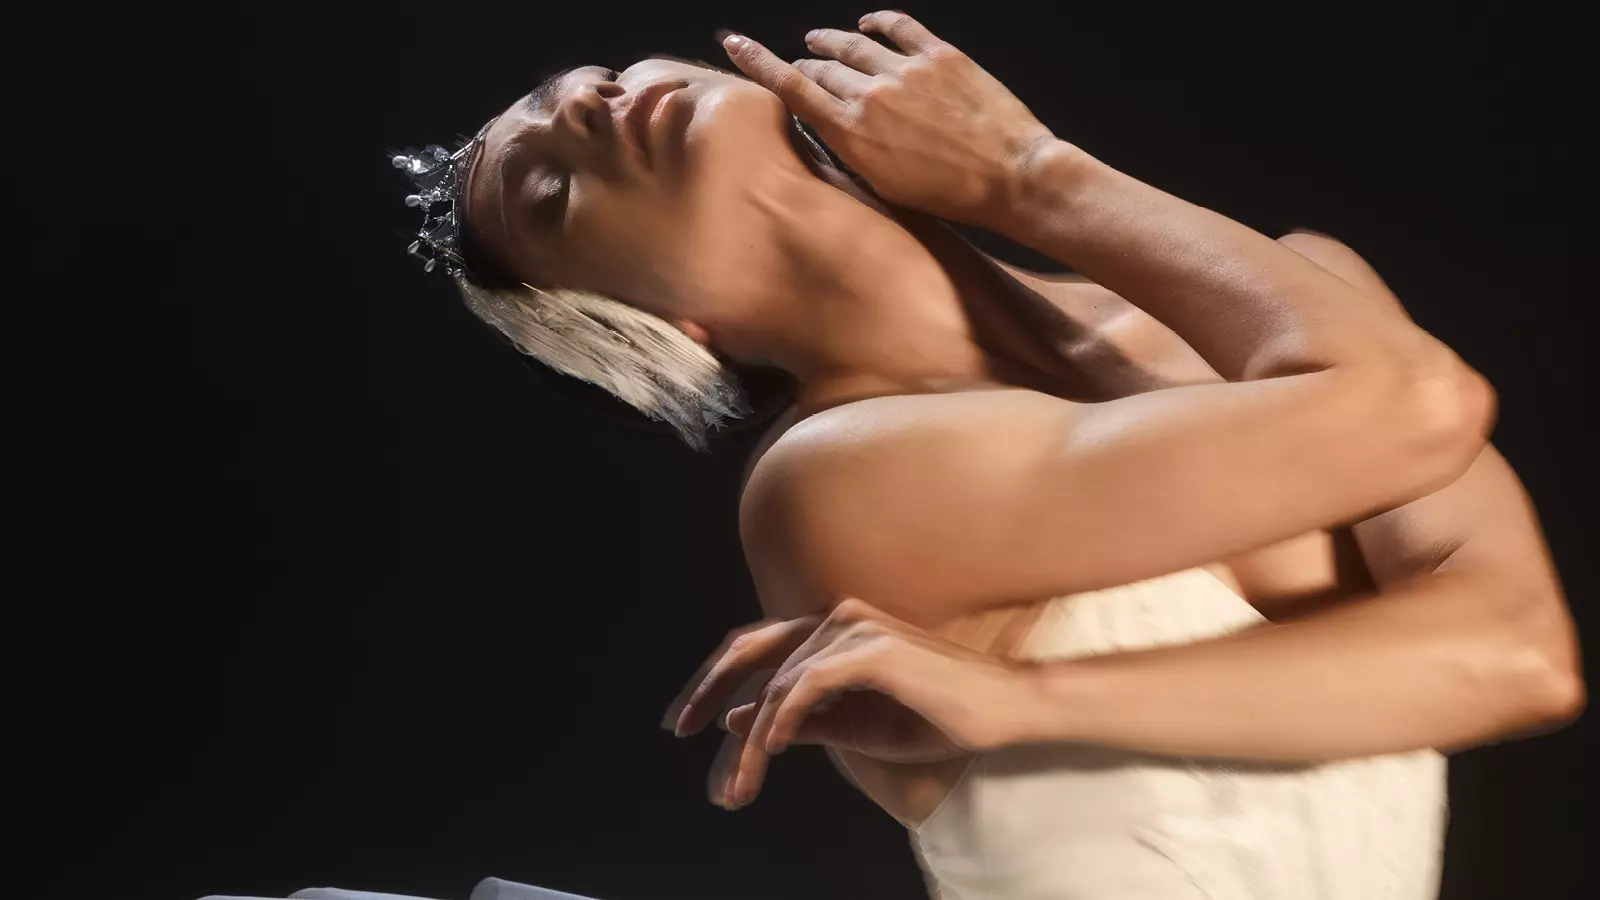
[725,702,757,736]
[717,669,773,735]
[671,618,816,737]
[663,621,767,731]
[803,27,904,75]
[730,676,795,807]
[727,692,840,737]
[766,649,886,753]
[729,721,772,809]
[766,670,847,753]
[794,59,875,100]
[858,10,946,54]
[706,731,746,809]
[721,33,846,123]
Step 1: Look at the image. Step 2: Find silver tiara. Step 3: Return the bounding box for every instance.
[391,121,492,276]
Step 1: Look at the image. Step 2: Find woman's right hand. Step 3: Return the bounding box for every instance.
[721,11,1057,230]
[667,600,1039,809]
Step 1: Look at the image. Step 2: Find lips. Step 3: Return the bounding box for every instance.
[620,81,687,161]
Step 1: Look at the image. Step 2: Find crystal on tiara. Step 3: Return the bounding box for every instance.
[390,121,493,277]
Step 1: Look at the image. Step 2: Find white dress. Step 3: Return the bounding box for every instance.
[911,568,1448,900]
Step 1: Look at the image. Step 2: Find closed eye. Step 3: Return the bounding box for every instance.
[527,170,571,228]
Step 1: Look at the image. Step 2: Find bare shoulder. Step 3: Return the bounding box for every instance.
[738,389,1080,622]
[741,389,1078,528]
[745,389,1076,499]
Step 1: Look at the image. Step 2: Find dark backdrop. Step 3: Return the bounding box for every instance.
[16,2,1594,899]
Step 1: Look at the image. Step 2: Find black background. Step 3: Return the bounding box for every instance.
[16,2,1594,899]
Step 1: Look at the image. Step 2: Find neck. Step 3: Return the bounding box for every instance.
[726,167,1062,416]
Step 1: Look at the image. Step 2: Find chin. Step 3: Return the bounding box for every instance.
[683,83,794,162]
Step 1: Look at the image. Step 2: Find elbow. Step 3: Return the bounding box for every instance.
[1489,587,1587,735]
[1503,656,1588,739]
[1541,670,1587,729]
[1517,645,1587,732]
[1379,352,1497,490]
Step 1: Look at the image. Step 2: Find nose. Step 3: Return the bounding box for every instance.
[553,81,623,142]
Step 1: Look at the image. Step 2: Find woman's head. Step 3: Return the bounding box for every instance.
[467,57,825,315]
[449,56,838,447]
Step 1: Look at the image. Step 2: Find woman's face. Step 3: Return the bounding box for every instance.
[464,57,813,328]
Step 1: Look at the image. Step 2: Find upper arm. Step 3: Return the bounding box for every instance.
[741,366,1481,627]
[981,242,1552,625]
[991,255,1372,618]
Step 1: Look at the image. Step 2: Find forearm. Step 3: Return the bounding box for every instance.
[1001,143,1444,381]
[1015,570,1582,761]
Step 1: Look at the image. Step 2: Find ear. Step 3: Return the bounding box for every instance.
[671,318,714,347]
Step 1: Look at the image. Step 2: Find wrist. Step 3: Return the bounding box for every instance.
[1004,660,1100,747]
[988,139,1101,239]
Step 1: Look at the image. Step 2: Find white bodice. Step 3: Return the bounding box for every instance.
[911,568,1447,900]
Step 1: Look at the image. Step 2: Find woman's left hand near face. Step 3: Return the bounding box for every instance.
[720,11,1055,231]
[664,599,1037,810]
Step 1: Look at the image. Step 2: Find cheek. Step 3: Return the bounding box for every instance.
[670,91,799,227]
[557,182,692,297]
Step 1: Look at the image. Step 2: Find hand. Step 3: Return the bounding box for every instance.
[666,599,1037,809]
[721,11,1056,229]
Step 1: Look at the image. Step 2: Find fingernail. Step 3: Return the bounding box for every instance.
[806,29,820,42]
[722,32,746,51]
